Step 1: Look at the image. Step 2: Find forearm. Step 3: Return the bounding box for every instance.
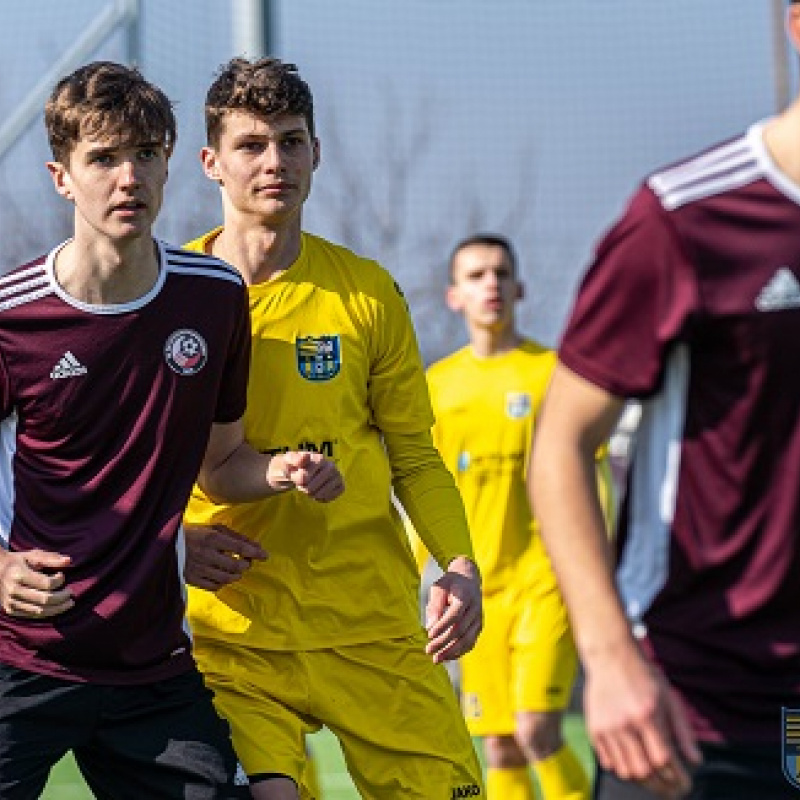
[532,441,633,664]
[385,429,474,570]
[197,442,286,504]
[529,368,635,671]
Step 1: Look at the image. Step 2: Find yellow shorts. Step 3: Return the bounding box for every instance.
[194,632,484,799]
[460,576,578,737]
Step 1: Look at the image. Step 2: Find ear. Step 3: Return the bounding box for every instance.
[312,138,321,171]
[515,280,524,301]
[47,161,74,201]
[201,146,222,183]
[787,4,800,53]
[445,284,463,313]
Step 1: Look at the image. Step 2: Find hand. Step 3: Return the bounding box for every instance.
[0,549,73,618]
[269,451,344,502]
[585,644,701,798]
[184,525,267,591]
[424,556,483,663]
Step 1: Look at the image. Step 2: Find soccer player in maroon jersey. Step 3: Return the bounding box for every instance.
[0,61,342,800]
[530,6,800,800]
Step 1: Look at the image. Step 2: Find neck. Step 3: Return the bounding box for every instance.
[762,100,800,186]
[211,217,302,286]
[55,231,158,305]
[468,323,521,358]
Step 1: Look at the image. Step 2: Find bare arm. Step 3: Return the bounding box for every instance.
[197,418,343,504]
[186,419,344,591]
[529,364,699,798]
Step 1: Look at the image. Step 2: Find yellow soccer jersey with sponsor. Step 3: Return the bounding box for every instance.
[184,229,432,649]
[426,341,556,596]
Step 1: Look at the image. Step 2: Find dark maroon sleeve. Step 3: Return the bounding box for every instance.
[559,184,699,397]
[214,283,252,424]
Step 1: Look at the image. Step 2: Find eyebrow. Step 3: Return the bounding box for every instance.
[85,140,163,155]
[232,127,308,140]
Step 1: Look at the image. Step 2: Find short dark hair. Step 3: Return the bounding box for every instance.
[45,61,176,164]
[205,57,315,148]
[448,234,518,283]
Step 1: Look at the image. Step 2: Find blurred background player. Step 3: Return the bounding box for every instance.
[412,234,613,799]
[530,4,800,798]
[181,57,485,800]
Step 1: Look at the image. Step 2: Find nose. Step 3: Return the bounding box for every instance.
[118,159,141,187]
[261,142,285,173]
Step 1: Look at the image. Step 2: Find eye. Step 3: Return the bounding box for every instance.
[90,152,114,166]
[138,147,159,161]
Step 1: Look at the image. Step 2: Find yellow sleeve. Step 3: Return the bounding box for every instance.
[384,428,475,571]
[595,445,616,537]
[403,515,431,575]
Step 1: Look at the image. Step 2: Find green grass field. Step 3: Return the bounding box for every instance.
[41,714,593,798]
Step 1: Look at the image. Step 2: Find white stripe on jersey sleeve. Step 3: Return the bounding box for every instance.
[648,134,761,211]
[163,245,244,286]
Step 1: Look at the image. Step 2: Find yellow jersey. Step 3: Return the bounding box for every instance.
[184,230,438,649]
[426,341,557,595]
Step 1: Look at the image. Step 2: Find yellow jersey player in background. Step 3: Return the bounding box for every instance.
[415,235,613,800]
[181,57,485,800]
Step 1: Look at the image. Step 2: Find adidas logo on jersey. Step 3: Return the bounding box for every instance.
[50,351,87,379]
[755,268,800,311]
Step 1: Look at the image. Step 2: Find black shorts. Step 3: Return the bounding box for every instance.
[0,662,249,799]
[593,741,798,800]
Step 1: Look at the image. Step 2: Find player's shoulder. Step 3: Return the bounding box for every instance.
[427,345,472,379]
[303,232,381,272]
[503,340,556,385]
[517,338,555,360]
[161,240,244,288]
[182,227,221,254]
[303,232,398,290]
[0,254,51,314]
[646,125,762,212]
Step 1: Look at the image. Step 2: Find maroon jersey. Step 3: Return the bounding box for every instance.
[560,123,800,743]
[0,240,250,684]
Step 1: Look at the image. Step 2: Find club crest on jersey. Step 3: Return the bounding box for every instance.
[164,329,208,376]
[782,708,800,789]
[506,391,531,419]
[296,335,341,381]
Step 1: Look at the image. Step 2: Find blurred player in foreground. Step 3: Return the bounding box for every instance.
[0,61,341,799]
[530,5,800,798]
[414,234,612,799]
[182,56,485,800]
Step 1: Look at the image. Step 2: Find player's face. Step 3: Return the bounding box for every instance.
[447,243,521,331]
[202,111,319,225]
[48,136,167,243]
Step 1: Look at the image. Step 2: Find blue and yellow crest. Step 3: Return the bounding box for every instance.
[506,391,531,419]
[782,707,800,789]
[296,335,341,381]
